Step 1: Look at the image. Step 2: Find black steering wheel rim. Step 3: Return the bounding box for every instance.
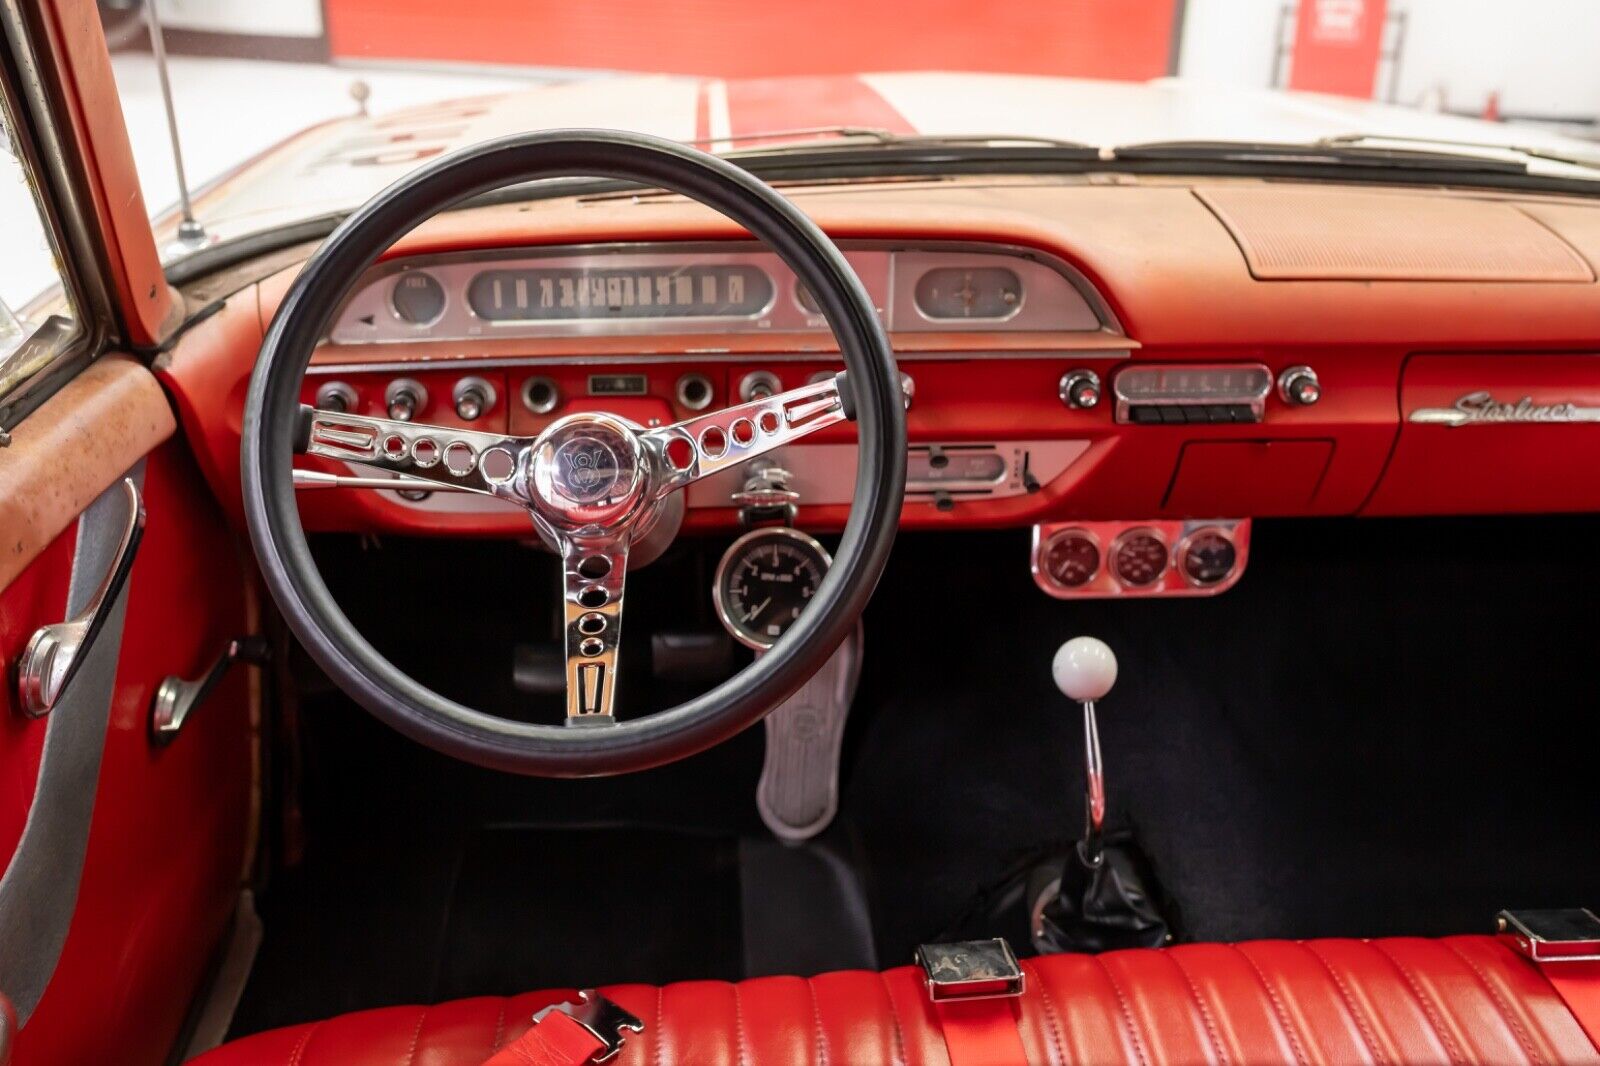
[241,130,906,777]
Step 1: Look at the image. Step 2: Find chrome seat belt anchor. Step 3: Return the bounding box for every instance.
[532,990,644,1063]
[916,938,1026,1002]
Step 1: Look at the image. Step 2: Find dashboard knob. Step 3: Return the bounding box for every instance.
[1052,636,1117,703]
[738,370,782,403]
[452,376,496,422]
[1059,369,1102,410]
[385,378,426,422]
[1278,365,1321,406]
[314,381,357,414]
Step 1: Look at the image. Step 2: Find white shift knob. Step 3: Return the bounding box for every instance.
[1052,636,1117,703]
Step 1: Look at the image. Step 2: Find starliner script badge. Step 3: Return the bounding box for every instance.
[1409,391,1600,428]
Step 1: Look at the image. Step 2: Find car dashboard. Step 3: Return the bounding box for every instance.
[163,174,1600,600]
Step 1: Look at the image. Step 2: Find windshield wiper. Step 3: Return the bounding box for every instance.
[685,125,1096,155]
[1317,133,1600,171]
[1112,139,1528,174]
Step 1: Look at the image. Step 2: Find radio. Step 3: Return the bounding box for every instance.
[1114,364,1272,425]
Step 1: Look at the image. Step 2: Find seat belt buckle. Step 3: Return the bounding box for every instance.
[916,938,1026,1002]
[1499,908,1600,962]
[531,991,645,1063]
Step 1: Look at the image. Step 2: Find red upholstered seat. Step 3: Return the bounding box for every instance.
[192,935,1600,1064]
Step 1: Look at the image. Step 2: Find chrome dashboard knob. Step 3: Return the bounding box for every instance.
[385,378,426,422]
[1278,365,1321,406]
[1059,369,1102,410]
[1052,636,1117,703]
[314,381,357,414]
[453,376,496,422]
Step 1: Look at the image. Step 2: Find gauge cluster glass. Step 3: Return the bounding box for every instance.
[1042,529,1100,588]
[1179,529,1238,586]
[714,528,832,650]
[391,272,446,324]
[467,264,774,321]
[1111,529,1169,588]
[913,266,1022,319]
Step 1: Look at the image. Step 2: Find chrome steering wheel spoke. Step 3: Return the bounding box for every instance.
[560,534,630,722]
[643,375,848,497]
[295,406,528,499]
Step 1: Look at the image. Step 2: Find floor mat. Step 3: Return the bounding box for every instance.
[433,827,743,998]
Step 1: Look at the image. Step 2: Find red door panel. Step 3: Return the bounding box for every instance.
[4,439,255,1066]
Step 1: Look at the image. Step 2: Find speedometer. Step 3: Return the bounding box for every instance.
[714,528,831,650]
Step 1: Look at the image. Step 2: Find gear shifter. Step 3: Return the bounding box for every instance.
[1028,636,1170,954]
[1053,636,1116,869]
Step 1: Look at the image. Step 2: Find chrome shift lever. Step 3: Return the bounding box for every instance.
[1052,636,1117,868]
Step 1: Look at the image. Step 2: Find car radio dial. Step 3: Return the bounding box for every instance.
[714,527,832,651]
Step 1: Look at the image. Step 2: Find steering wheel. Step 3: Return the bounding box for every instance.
[241,131,907,777]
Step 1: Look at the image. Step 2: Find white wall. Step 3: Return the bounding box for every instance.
[1177,0,1600,123]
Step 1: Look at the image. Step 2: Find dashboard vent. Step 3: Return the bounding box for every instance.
[1196,186,1594,282]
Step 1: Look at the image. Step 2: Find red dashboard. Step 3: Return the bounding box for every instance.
[158,174,1600,588]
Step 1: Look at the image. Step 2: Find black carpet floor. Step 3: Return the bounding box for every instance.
[229,516,1600,1037]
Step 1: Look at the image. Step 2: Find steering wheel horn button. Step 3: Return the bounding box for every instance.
[916,939,1025,1002]
[529,414,647,530]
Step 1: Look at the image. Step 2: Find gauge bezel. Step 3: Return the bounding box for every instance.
[1109,526,1170,589]
[389,269,448,327]
[1039,526,1102,590]
[1175,526,1239,588]
[713,526,833,651]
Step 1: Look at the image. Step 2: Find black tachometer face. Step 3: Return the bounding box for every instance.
[714,528,831,650]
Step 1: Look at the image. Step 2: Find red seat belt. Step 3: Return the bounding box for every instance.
[484,992,643,1066]
[1538,963,1600,1051]
[932,999,1030,1066]
[484,1009,606,1066]
[1499,910,1600,1053]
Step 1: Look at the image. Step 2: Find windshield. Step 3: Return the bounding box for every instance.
[98,1,1600,264]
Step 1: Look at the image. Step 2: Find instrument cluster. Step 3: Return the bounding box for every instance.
[327,243,1112,343]
[1031,519,1251,599]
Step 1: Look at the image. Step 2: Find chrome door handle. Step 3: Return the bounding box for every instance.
[150,635,269,744]
[16,479,145,718]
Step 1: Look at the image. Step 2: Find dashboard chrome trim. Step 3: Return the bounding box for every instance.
[1409,390,1600,427]
[303,348,1135,376]
[327,240,1117,345]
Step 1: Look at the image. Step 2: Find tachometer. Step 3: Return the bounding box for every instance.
[714,528,831,650]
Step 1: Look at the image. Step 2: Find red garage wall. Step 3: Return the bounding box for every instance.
[325,0,1180,80]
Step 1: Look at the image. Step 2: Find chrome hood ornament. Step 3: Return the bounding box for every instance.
[1409,391,1600,427]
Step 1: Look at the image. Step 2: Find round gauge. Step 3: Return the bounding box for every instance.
[1178,528,1238,587]
[714,528,831,651]
[1042,529,1100,588]
[391,272,446,325]
[1111,529,1169,588]
[914,267,1022,319]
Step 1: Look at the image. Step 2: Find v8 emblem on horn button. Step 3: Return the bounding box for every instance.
[553,437,622,503]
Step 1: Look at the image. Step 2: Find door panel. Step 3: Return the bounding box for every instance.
[0,361,256,1065]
